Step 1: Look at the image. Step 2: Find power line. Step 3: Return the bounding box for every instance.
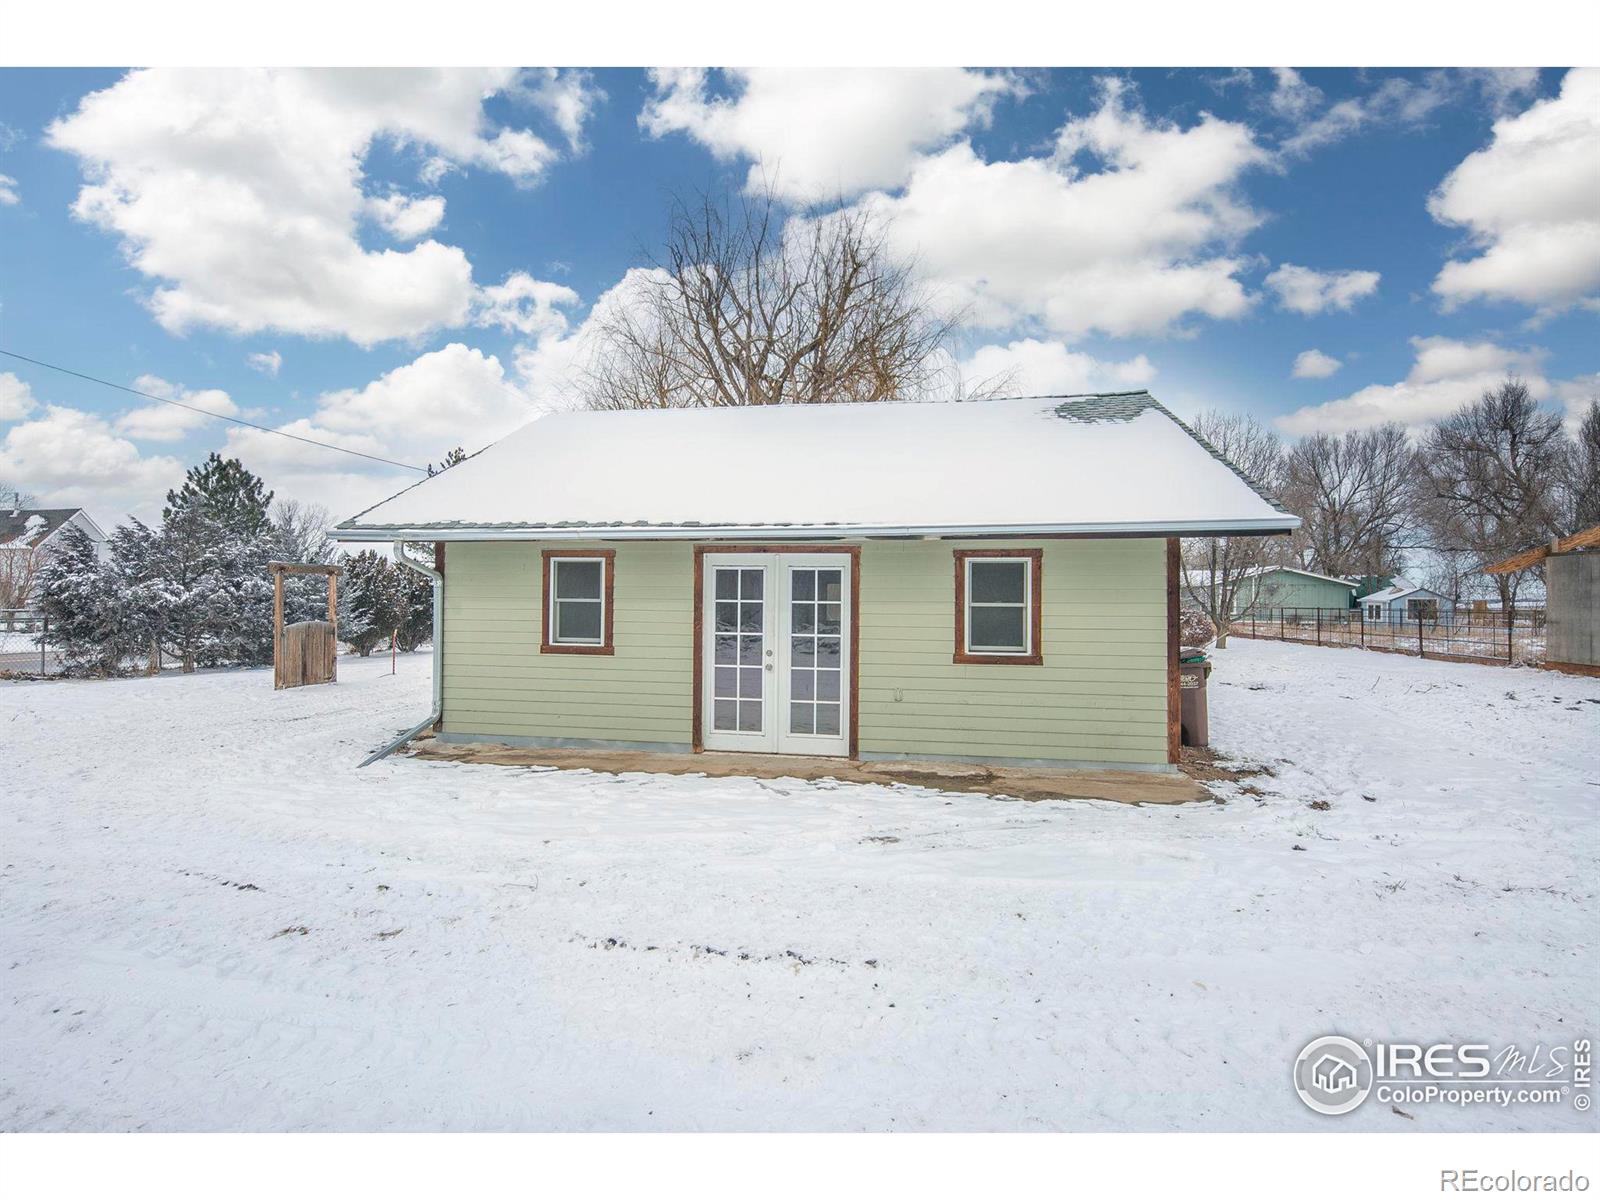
[0,348,428,474]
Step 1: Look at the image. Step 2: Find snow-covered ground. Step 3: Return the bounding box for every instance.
[2,642,1595,1132]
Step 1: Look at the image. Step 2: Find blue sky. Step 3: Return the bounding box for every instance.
[0,66,1595,526]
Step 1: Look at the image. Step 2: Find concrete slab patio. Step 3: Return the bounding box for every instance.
[405,736,1208,805]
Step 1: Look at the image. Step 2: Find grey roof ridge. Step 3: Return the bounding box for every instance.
[1140,394,1293,518]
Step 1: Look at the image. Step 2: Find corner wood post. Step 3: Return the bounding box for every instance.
[272,566,284,690]
[327,569,338,683]
[1166,537,1180,765]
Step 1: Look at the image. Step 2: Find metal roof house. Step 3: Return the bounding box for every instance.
[1231,566,1357,615]
[336,393,1298,773]
[1358,579,1455,624]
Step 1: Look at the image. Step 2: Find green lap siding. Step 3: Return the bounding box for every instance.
[440,536,1170,766]
[441,541,695,746]
[1236,569,1354,613]
[856,538,1167,766]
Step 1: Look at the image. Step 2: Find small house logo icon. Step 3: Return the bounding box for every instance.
[1294,1036,1375,1115]
[1311,1053,1359,1095]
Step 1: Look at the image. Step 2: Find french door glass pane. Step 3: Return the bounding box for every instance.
[816,703,840,736]
[788,567,844,739]
[712,566,763,734]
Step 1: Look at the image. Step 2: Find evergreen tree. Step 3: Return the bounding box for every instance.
[395,557,434,651]
[427,447,468,476]
[340,550,406,656]
[163,453,275,539]
[36,525,124,675]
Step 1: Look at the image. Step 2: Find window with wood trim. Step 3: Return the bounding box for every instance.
[953,549,1043,665]
[540,549,615,654]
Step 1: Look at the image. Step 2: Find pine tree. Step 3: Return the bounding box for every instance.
[36,525,123,675]
[163,453,275,539]
[395,558,434,650]
[340,550,405,656]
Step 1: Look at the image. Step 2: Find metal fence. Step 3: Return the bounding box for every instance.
[1229,606,1547,666]
[0,609,62,676]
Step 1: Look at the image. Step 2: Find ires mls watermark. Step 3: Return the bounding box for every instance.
[1292,1035,1592,1116]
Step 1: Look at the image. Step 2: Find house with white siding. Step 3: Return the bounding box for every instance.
[1357,578,1455,625]
[335,393,1298,773]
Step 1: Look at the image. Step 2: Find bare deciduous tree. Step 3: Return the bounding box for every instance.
[1178,411,1285,647]
[580,185,973,410]
[0,543,45,612]
[1565,399,1600,531]
[1281,424,1414,577]
[1413,378,1567,616]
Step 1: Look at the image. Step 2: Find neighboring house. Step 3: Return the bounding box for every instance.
[0,506,108,608]
[1485,524,1600,673]
[1358,578,1455,624]
[1231,566,1357,615]
[336,392,1298,773]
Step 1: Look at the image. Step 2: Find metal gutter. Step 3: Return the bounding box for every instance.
[333,516,1301,543]
[357,541,443,768]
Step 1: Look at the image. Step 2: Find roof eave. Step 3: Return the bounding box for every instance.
[331,515,1302,543]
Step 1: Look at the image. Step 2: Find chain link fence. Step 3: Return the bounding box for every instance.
[1229,606,1547,666]
[0,610,62,676]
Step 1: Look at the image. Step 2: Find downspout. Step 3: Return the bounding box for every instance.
[358,541,443,767]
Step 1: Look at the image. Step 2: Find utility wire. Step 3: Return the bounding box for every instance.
[0,348,428,474]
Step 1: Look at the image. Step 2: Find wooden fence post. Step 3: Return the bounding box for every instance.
[1417,613,1424,658]
[272,566,284,690]
[1316,609,1322,646]
[327,569,339,683]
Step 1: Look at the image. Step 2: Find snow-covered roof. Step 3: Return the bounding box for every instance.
[1360,578,1450,605]
[337,392,1299,542]
[1243,565,1356,589]
[0,508,86,550]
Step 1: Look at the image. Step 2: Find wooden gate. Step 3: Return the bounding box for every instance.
[271,562,341,689]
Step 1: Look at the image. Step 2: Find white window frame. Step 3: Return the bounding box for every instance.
[963,555,1034,657]
[547,555,608,647]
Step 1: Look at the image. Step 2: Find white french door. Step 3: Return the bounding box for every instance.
[700,552,852,757]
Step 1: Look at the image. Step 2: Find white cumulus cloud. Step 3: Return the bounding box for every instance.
[957,339,1156,396]
[0,173,18,206]
[0,372,37,421]
[365,191,447,241]
[1291,349,1342,379]
[1266,264,1380,314]
[0,405,182,522]
[473,271,581,339]
[246,350,282,377]
[640,68,1023,203]
[116,375,240,442]
[857,78,1269,340]
[1430,68,1600,314]
[1276,336,1550,435]
[45,69,583,345]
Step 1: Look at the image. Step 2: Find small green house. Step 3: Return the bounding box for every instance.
[1232,566,1357,615]
[336,393,1297,773]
